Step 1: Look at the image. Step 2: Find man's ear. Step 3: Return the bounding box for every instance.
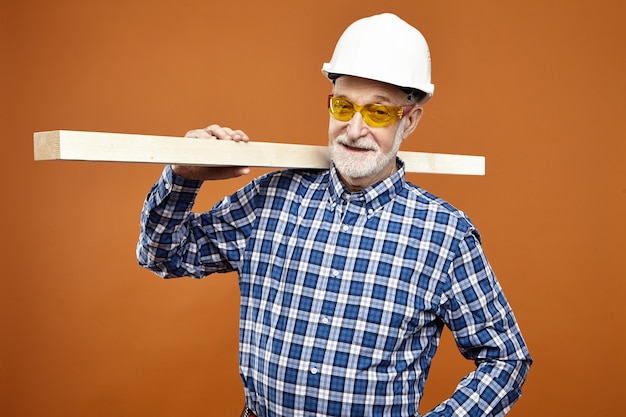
[402,107,423,140]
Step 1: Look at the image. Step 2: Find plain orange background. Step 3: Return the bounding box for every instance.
[1,1,625,416]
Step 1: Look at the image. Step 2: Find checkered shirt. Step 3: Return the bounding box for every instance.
[137,161,531,417]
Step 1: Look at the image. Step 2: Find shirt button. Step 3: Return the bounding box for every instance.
[310,367,318,375]
[332,270,339,277]
[165,183,171,190]
[342,225,350,232]
[321,317,329,325]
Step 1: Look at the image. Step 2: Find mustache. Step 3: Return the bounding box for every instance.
[333,134,379,151]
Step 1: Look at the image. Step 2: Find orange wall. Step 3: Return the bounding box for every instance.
[2,1,625,416]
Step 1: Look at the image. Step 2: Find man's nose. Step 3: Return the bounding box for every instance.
[346,111,369,139]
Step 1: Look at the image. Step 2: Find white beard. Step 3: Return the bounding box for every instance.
[330,118,406,179]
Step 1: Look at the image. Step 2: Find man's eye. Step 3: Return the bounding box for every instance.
[336,100,353,109]
[369,106,391,117]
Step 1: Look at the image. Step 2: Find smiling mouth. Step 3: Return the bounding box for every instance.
[342,143,374,152]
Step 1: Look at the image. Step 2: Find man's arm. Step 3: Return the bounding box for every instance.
[136,125,253,278]
[425,232,532,417]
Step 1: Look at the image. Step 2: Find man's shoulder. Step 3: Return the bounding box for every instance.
[255,168,329,189]
[402,181,475,234]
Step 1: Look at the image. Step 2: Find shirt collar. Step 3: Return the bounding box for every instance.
[328,158,406,211]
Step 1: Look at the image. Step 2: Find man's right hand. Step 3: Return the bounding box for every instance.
[171,124,251,181]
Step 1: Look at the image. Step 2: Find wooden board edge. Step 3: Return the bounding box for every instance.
[33,130,62,160]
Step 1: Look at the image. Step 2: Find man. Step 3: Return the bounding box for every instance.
[137,13,532,417]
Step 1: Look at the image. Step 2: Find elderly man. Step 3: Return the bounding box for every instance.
[137,13,532,417]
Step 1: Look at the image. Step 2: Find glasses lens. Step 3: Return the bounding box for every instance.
[362,104,398,127]
[328,96,403,127]
[329,97,355,121]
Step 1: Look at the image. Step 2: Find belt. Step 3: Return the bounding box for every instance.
[241,406,256,417]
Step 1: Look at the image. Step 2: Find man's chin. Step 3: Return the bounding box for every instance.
[333,160,376,180]
[331,145,382,177]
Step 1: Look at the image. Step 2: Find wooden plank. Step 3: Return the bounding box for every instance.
[33,130,485,175]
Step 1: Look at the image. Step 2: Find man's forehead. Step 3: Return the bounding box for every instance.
[333,76,405,102]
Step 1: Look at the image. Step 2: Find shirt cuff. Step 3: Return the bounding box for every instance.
[167,165,204,190]
[148,165,203,209]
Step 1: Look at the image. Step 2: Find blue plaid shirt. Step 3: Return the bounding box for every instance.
[137,161,531,417]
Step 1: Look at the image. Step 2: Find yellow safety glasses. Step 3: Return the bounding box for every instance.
[328,95,414,128]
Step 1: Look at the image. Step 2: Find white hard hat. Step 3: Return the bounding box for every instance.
[322,13,434,104]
